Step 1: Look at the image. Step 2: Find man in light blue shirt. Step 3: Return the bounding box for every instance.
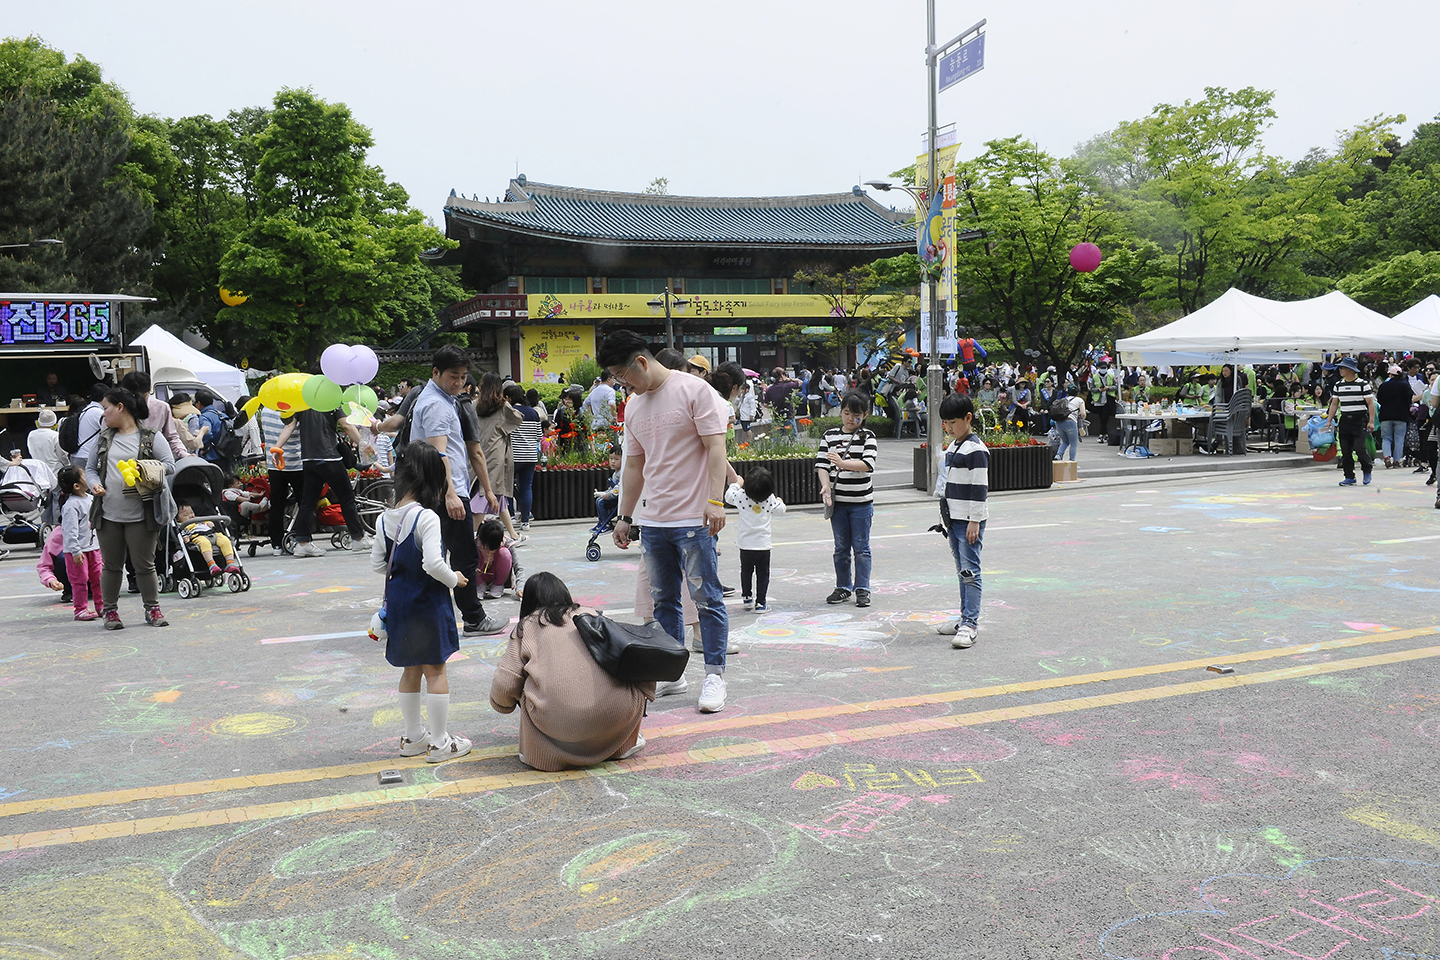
[581,370,617,428]
[410,345,506,636]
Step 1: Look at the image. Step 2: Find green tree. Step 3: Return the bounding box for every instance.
[217,89,454,368]
[0,92,155,293]
[1338,251,1440,312]
[950,136,1149,371]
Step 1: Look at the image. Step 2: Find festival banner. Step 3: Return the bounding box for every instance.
[520,324,596,383]
[527,293,887,323]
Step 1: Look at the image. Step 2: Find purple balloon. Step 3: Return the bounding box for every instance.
[1070,242,1103,273]
[320,343,357,384]
[350,345,379,385]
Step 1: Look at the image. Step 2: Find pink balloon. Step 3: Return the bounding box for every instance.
[320,343,357,384]
[350,345,379,385]
[1070,242,1103,273]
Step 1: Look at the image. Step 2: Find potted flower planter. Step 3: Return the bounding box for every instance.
[734,457,820,504]
[913,442,1054,492]
[532,465,614,521]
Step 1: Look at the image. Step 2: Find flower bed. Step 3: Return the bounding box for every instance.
[913,434,1053,492]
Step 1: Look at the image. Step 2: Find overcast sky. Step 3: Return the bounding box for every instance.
[6,0,1438,222]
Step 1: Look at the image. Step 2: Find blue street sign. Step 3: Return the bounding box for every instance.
[938,33,985,92]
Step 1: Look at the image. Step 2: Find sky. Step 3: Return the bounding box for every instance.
[4,0,1438,223]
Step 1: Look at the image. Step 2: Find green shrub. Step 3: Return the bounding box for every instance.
[376,361,433,391]
[568,357,603,389]
[530,383,565,407]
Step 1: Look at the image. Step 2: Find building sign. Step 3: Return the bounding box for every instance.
[528,294,889,322]
[520,324,596,383]
[0,299,114,347]
[713,326,748,336]
[445,294,528,330]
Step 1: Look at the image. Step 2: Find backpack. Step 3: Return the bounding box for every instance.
[1050,394,1071,421]
[208,409,243,464]
[59,407,98,455]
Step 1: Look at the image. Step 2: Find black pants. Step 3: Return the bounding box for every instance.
[740,548,771,604]
[1337,413,1373,480]
[440,496,484,625]
[297,460,364,540]
[268,469,302,548]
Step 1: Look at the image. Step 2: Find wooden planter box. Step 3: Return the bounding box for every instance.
[915,442,1054,492]
[532,456,822,520]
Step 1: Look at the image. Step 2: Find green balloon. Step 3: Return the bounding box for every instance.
[341,383,379,415]
[301,375,344,412]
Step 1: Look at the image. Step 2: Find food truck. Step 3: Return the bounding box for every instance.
[0,292,155,458]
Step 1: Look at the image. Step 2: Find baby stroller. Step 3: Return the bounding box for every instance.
[163,457,252,598]
[0,459,55,548]
[280,484,355,554]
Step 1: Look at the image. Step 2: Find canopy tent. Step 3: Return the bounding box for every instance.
[131,325,247,401]
[1392,294,1440,336]
[1117,288,1440,366]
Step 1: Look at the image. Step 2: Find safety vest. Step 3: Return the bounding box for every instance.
[1089,370,1115,403]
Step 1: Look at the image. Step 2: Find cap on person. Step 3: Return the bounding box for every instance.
[687,355,711,373]
[36,408,57,428]
[1337,357,1361,373]
[1389,364,1403,375]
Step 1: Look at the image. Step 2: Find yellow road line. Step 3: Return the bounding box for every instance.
[2,625,1433,821]
[3,642,1437,852]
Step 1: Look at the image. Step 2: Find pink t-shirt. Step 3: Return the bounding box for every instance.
[624,371,727,526]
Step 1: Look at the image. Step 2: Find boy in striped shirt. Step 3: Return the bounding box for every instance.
[1325,357,1377,486]
[935,393,988,648]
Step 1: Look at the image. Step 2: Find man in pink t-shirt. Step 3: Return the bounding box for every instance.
[600,331,732,714]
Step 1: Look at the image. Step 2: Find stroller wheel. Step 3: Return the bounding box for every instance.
[177,578,195,600]
[585,542,602,562]
[282,535,297,555]
[247,543,257,558]
[162,574,175,593]
[226,572,245,593]
[239,572,251,590]
[334,532,351,550]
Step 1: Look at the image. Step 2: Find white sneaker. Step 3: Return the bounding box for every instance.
[951,625,977,650]
[426,733,472,763]
[399,728,430,757]
[698,674,727,713]
[293,542,325,558]
[654,676,689,698]
[619,734,646,760]
[935,620,963,636]
[509,533,529,547]
[271,546,283,557]
[351,535,374,552]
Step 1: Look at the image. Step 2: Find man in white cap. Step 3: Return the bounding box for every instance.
[27,408,67,523]
[1326,357,1376,486]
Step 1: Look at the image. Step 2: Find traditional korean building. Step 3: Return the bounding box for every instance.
[428,176,915,381]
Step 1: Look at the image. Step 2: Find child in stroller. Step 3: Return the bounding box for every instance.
[585,448,636,561]
[0,456,56,548]
[165,457,252,598]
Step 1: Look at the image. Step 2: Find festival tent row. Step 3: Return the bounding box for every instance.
[132,325,248,401]
[1393,295,1440,336]
[1116,289,1440,367]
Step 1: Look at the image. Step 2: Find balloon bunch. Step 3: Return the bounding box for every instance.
[243,343,381,420]
[116,459,141,487]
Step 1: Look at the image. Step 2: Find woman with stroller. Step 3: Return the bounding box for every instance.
[489,571,651,771]
[85,387,176,629]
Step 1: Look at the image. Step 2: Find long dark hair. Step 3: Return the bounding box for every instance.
[475,372,505,416]
[103,387,146,424]
[514,571,578,640]
[393,441,447,515]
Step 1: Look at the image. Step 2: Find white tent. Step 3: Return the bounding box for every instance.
[1393,294,1440,336]
[1117,288,1440,366]
[131,325,248,401]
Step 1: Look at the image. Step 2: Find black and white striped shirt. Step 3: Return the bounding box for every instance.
[1332,379,1373,416]
[816,427,878,504]
[943,434,989,522]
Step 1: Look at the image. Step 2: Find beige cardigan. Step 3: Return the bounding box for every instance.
[474,404,521,497]
[489,609,653,771]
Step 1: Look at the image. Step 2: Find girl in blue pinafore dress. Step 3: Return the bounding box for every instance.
[369,442,472,762]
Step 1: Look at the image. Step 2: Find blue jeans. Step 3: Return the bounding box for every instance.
[514,463,536,522]
[1380,420,1407,461]
[948,520,985,627]
[642,525,728,673]
[830,502,873,591]
[1055,418,1079,461]
[592,494,616,535]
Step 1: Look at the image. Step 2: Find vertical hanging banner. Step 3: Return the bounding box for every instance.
[519,325,596,383]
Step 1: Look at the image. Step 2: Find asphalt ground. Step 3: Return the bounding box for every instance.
[1,462,1438,959]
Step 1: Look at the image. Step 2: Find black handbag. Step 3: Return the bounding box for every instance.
[573,613,690,683]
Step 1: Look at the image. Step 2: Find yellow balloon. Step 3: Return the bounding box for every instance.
[219,287,249,307]
[241,396,262,419]
[258,373,311,414]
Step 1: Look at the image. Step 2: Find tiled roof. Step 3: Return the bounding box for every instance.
[444,179,915,248]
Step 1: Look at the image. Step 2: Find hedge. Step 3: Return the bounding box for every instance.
[805,416,895,439]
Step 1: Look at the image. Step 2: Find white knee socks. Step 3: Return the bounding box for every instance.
[426,693,450,746]
[398,692,425,740]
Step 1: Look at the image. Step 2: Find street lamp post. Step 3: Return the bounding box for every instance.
[648,278,691,351]
[0,239,62,252]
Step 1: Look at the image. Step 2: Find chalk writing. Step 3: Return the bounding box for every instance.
[792,791,913,841]
[837,762,984,792]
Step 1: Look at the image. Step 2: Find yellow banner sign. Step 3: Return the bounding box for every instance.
[520,324,596,383]
[527,293,885,323]
[914,144,960,195]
